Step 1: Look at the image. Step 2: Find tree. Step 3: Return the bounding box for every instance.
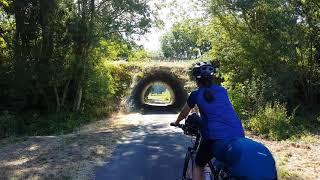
[160,19,211,59]
[69,0,151,111]
[0,0,152,112]
[207,0,320,113]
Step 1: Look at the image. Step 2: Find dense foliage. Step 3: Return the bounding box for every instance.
[214,0,320,139]
[1,0,319,140]
[161,0,320,140]
[246,102,295,140]
[209,0,319,106]
[161,19,211,59]
[0,0,151,137]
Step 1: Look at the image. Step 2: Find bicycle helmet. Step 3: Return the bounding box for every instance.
[192,61,215,79]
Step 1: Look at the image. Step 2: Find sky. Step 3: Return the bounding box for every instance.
[135,0,207,52]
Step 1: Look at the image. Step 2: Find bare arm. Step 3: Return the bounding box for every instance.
[175,103,192,124]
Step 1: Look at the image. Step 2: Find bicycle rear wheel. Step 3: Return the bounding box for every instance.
[182,151,214,180]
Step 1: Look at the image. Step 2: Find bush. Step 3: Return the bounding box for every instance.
[128,49,151,62]
[0,111,89,136]
[226,83,252,120]
[25,112,89,135]
[0,61,133,137]
[290,111,320,135]
[83,61,132,117]
[245,102,295,140]
[0,111,18,137]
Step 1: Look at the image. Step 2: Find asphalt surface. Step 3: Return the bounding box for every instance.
[94,113,190,180]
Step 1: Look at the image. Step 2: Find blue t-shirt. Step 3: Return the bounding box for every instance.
[187,85,245,140]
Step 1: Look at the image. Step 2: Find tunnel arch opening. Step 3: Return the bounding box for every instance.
[142,81,175,106]
[129,69,188,112]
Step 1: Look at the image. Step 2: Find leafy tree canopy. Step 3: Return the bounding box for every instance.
[161,19,211,59]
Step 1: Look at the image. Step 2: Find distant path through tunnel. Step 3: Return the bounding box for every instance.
[129,69,188,112]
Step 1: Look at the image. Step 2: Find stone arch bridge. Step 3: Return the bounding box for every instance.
[125,62,195,112]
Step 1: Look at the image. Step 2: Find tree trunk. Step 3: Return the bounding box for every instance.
[61,80,70,107]
[54,85,61,112]
[71,0,96,112]
[13,1,26,86]
[39,0,55,80]
[73,82,83,112]
[76,86,83,111]
[39,0,55,63]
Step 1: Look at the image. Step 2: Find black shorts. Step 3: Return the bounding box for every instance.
[195,138,215,167]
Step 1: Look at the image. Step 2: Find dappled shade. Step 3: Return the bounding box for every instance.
[94,114,190,180]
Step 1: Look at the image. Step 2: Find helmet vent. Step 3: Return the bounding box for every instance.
[192,61,215,79]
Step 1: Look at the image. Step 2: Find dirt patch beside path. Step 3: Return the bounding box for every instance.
[249,133,320,180]
[0,113,142,180]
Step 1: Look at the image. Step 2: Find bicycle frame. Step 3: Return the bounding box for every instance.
[171,122,228,180]
[181,130,219,180]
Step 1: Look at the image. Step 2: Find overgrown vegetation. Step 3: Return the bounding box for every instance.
[0,0,151,137]
[1,0,319,140]
[161,0,320,140]
[207,0,320,140]
[0,62,132,136]
[245,102,295,140]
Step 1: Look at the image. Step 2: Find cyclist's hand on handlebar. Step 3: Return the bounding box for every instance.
[170,122,179,127]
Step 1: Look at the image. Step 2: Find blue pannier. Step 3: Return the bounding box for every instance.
[212,138,277,180]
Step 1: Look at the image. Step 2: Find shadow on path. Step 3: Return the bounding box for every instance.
[0,124,137,179]
[94,114,189,180]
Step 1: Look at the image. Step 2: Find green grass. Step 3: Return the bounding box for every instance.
[277,167,302,180]
[0,111,100,137]
[279,152,292,166]
[146,91,172,104]
[290,133,320,143]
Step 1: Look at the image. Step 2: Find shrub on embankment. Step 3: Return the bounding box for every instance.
[227,81,320,141]
[244,102,295,140]
[0,62,132,137]
[241,101,320,141]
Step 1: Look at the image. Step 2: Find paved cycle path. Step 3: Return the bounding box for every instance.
[94,114,190,180]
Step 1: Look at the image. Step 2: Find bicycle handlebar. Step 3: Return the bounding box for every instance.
[170,123,184,129]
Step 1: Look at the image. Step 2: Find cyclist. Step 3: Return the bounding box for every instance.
[171,61,246,180]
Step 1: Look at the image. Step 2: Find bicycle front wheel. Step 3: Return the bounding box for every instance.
[182,151,193,180]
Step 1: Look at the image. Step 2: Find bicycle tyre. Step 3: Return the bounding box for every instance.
[182,151,192,180]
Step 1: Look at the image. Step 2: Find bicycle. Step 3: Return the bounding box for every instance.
[171,121,231,180]
[171,115,278,180]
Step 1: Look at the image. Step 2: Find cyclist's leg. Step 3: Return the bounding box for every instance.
[193,165,204,180]
[194,139,214,180]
